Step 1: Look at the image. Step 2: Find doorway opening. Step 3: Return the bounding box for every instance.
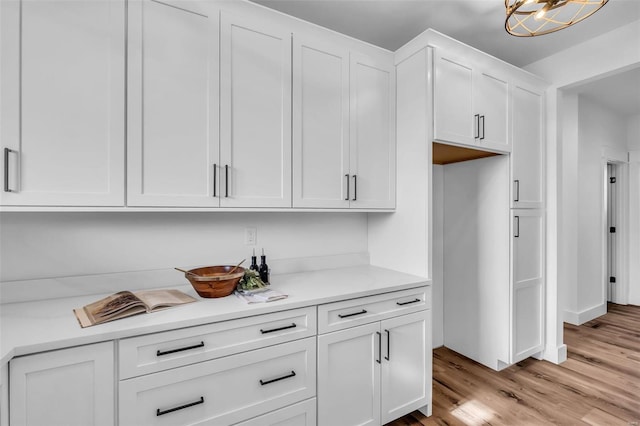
[604,160,628,306]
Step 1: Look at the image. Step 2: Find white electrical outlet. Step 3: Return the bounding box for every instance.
[244,227,257,245]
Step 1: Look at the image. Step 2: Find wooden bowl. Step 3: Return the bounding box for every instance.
[183,266,245,298]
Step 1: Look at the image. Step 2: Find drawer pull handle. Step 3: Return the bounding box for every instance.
[396,298,421,306]
[376,331,382,364]
[338,309,367,319]
[385,329,390,361]
[260,370,296,386]
[156,341,205,357]
[260,323,297,334]
[156,396,204,416]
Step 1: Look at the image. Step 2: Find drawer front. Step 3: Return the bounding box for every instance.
[119,337,316,426]
[233,398,316,426]
[120,306,316,379]
[318,286,430,334]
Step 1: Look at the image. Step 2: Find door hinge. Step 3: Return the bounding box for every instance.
[609,276,616,283]
[610,227,616,233]
[610,177,616,183]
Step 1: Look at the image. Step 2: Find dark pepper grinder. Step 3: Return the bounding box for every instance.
[250,249,259,272]
[259,248,270,284]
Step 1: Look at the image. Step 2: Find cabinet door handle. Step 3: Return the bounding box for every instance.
[480,115,485,140]
[396,298,421,306]
[345,174,350,201]
[352,175,357,201]
[225,164,229,197]
[514,216,520,238]
[260,370,296,386]
[4,148,16,193]
[376,331,382,364]
[385,329,390,361]
[213,164,217,197]
[338,309,367,319]
[474,114,480,139]
[156,341,205,357]
[514,179,520,202]
[260,323,297,334]
[156,396,204,416]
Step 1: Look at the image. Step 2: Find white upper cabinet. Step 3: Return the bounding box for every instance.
[512,84,544,208]
[434,49,510,153]
[292,34,350,208]
[475,71,509,151]
[350,53,396,209]
[127,0,219,207]
[220,11,292,208]
[0,0,125,206]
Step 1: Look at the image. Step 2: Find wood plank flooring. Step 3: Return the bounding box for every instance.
[387,303,640,425]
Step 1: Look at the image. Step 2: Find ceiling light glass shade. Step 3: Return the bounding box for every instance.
[505,0,609,37]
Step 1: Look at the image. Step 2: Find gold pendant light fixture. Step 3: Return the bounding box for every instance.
[505,0,609,37]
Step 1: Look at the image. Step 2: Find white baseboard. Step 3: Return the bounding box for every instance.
[564,303,607,325]
[0,252,370,304]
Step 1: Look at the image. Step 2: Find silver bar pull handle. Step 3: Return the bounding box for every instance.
[480,115,485,140]
[514,179,520,202]
[384,329,390,361]
[514,216,520,238]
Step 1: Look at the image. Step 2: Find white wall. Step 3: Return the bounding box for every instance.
[0,212,368,282]
[576,97,628,314]
[629,114,640,151]
[523,20,640,352]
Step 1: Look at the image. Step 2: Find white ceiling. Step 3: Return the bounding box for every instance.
[251,0,640,116]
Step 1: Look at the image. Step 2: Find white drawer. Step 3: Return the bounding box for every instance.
[233,398,316,426]
[317,286,430,334]
[119,337,316,426]
[119,306,316,379]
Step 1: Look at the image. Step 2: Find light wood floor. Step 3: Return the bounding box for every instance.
[387,303,640,425]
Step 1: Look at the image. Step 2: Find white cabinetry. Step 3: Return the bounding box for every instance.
[0,0,125,206]
[234,398,317,426]
[512,84,544,208]
[512,209,545,362]
[349,53,396,209]
[220,11,292,208]
[293,39,395,209]
[127,0,219,207]
[119,307,317,425]
[317,287,431,425]
[434,50,510,153]
[292,34,350,208]
[9,342,115,426]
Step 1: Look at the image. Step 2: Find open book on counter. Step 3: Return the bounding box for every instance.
[73,289,197,328]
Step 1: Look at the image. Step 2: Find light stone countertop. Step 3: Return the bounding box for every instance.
[0,265,429,367]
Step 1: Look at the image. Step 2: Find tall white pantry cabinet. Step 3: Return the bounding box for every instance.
[380,30,547,371]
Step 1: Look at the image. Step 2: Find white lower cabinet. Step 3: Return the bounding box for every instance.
[9,342,115,426]
[317,289,431,426]
[120,336,316,426]
[234,398,317,426]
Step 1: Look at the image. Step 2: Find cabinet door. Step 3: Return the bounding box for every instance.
[380,311,431,424]
[512,85,544,208]
[220,12,292,208]
[9,342,115,426]
[127,0,219,207]
[512,210,545,363]
[0,0,125,206]
[317,322,381,426]
[292,34,350,208]
[433,51,474,146]
[475,71,510,152]
[350,53,395,209]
